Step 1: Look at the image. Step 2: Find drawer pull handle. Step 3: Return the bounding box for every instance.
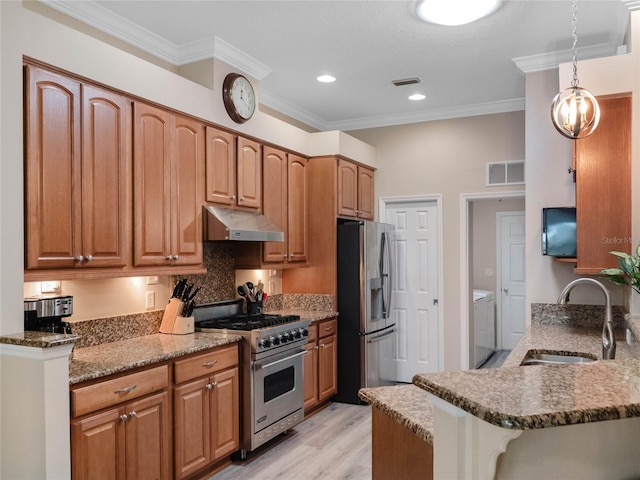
[202,360,218,368]
[114,385,137,395]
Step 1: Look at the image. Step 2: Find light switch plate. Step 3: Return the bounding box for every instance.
[41,281,61,293]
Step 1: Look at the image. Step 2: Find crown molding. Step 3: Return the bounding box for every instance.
[260,92,525,132]
[39,0,272,77]
[512,42,618,74]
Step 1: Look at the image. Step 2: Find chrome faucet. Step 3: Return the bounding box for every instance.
[557,278,615,360]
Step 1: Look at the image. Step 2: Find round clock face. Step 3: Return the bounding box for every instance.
[222,73,256,123]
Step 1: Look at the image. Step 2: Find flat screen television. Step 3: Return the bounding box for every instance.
[542,207,576,257]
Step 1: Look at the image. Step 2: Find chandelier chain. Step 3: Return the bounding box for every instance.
[571,0,579,88]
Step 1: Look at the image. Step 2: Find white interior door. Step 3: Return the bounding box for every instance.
[386,200,440,381]
[498,212,526,350]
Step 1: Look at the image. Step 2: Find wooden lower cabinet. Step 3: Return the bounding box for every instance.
[173,348,240,479]
[371,407,433,480]
[71,391,171,480]
[304,318,338,413]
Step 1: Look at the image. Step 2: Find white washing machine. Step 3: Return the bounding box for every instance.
[472,289,495,368]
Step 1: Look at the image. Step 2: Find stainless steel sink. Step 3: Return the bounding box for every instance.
[521,352,597,366]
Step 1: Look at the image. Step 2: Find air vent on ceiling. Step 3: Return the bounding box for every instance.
[392,77,421,86]
[486,161,525,186]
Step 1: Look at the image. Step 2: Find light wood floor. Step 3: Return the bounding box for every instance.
[209,402,372,480]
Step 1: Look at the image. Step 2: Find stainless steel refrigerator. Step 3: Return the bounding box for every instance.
[334,220,397,404]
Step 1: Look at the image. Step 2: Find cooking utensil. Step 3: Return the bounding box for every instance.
[238,285,247,298]
[242,283,255,302]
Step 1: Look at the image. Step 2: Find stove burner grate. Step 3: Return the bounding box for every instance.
[196,314,301,331]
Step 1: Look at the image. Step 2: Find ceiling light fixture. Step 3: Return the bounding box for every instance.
[416,0,501,26]
[317,74,336,83]
[408,94,426,101]
[550,0,600,139]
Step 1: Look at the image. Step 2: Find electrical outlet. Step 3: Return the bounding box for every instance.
[41,281,61,293]
[145,291,155,310]
[484,268,494,277]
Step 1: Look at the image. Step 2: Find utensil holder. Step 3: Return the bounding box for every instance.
[247,301,263,315]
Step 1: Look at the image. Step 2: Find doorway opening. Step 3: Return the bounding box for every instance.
[461,192,525,370]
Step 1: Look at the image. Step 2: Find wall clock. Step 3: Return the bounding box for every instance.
[222,73,256,124]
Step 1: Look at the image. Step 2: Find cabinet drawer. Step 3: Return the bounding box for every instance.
[71,365,168,418]
[174,344,238,385]
[307,324,318,343]
[318,318,337,339]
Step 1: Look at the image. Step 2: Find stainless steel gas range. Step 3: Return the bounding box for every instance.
[193,299,310,456]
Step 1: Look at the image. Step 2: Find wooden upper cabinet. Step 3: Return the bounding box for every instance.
[358,166,375,220]
[81,85,130,268]
[172,114,204,266]
[263,146,289,262]
[261,147,308,265]
[237,137,262,209]
[574,94,631,274]
[25,65,129,270]
[337,159,358,218]
[287,154,308,263]
[133,103,203,267]
[205,126,261,210]
[337,158,374,220]
[204,127,235,206]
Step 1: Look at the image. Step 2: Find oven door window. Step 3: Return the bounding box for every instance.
[264,366,295,403]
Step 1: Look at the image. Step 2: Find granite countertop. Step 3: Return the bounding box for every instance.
[415,322,640,430]
[0,330,80,348]
[69,332,242,385]
[359,384,433,444]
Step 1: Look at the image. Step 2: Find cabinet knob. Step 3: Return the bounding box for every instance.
[85,255,93,262]
[75,255,84,262]
[283,254,288,258]
[119,414,128,422]
[290,253,295,259]
[128,411,137,418]
[173,255,179,260]
[231,195,236,200]
[166,255,172,261]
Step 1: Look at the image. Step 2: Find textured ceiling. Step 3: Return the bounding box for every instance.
[43,0,630,131]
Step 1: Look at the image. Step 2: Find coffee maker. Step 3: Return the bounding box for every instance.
[24,295,73,334]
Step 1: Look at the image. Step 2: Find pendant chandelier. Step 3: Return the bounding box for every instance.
[550,0,600,139]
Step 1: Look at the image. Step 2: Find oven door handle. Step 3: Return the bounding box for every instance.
[254,349,306,370]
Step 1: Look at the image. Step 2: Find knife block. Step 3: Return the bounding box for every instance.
[159,298,184,334]
[171,316,194,335]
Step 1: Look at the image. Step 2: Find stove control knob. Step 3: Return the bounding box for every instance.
[259,338,270,349]
[285,331,294,341]
[300,328,309,338]
[279,333,287,343]
[294,329,302,339]
[273,335,281,346]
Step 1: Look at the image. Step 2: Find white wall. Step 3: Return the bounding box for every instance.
[349,112,525,370]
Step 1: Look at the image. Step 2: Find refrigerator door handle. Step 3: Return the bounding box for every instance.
[380,231,392,320]
[366,327,397,343]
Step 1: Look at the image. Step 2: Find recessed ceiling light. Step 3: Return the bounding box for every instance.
[416,0,501,26]
[317,75,336,83]
[409,94,426,101]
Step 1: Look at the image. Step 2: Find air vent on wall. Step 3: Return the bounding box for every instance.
[392,77,421,86]
[486,161,525,186]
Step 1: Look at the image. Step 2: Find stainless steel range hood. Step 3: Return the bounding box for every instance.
[204,206,284,242]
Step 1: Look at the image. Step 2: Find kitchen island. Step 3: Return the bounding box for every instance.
[360,304,640,479]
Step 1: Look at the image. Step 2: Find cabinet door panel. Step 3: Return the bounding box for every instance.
[575,95,631,273]
[125,392,171,480]
[210,367,240,460]
[358,166,374,220]
[303,341,319,411]
[71,407,125,479]
[205,127,235,206]
[25,65,82,269]
[263,146,288,262]
[82,84,130,267]
[133,103,172,266]
[318,334,338,401]
[172,115,203,265]
[237,137,262,209]
[337,160,358,218]
[288,154,308,263]
[174,378,210,479]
